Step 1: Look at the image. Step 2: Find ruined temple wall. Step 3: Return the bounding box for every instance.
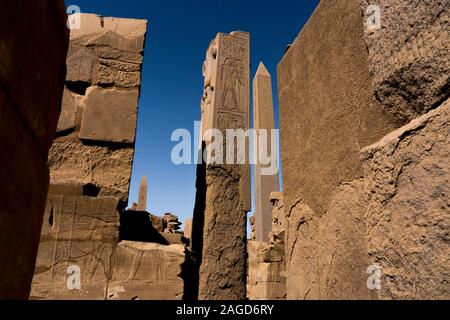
[0,1,69,299]
[30,14,186,301]
[49,14,147,203]
[278,0,449,299]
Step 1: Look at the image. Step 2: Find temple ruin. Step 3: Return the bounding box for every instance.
[0,0,448,301]
[30,13,188,300]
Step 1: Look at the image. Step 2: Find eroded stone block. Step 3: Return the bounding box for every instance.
[109,241,185,300]
[79,87,139,143]
[56,88,77,133]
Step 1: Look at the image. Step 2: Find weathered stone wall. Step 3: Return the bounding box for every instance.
[362,99,450,300]
[0,1,69,299]
[49,14,147,203]
[278,0,449,300]
[31,184,121,299]
[30,13,186,301]
[253,62,280,243]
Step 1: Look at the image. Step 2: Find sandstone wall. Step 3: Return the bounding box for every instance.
[31,184,186,300]
[0,1,69,299]
[278,0,449,299]
[49,14,147,203]
[362,99,450,300]
[193,31,251,300]
[247,241,286,300]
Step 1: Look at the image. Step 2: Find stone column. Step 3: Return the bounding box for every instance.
[195,31,251,300]
[253,62,280,242]
[137,176,148,211]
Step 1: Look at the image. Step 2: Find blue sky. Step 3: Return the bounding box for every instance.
[65,0,319,227]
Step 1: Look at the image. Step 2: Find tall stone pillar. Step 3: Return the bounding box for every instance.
[0,0,69,299]
[195,31,251,300]
[253,62,280,242]
[137,176,148,211]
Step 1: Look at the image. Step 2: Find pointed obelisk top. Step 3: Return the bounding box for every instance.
[255,62,271,78]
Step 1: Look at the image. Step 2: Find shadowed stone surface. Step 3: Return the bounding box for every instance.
[0,0,69,299]
[66,45,95,83]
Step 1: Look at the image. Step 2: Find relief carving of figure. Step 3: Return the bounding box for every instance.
[220,58,244,111]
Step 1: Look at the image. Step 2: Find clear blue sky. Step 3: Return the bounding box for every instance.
[65,0,319,226]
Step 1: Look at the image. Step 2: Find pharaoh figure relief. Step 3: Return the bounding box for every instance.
[220,57,245,112]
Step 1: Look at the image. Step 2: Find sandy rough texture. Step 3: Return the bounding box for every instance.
[31,185,186,300]
[49,13,147,203]
[109,241,185,300]
[277,0,399,218]
[286,181,376,300]
[31,186,120,300]
[0,0,69,299]
[79,87,139,143]
[361,0,450,122]
[247,241,286,300]
[49,141,134,201]
[247,194,287,300]
[361,99,450,300]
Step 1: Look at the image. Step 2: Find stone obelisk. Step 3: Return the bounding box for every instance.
[195,31,251,300]
[253,62,280,242]
[137,176,147,211]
